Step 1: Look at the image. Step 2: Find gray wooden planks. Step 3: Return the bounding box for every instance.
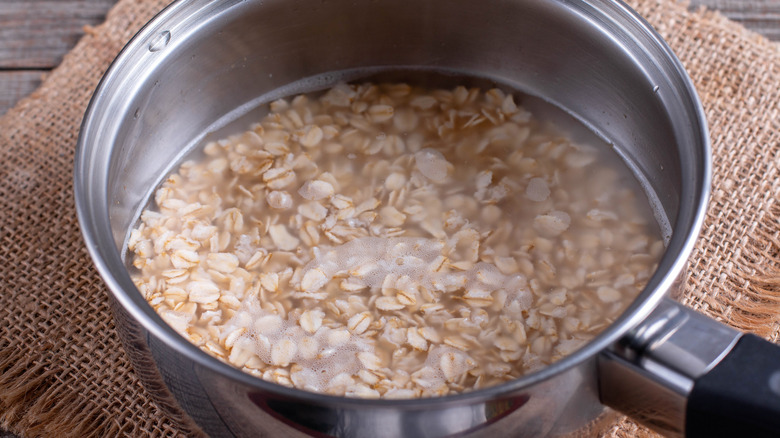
[0,70,45,114]
[0,0,777,436]
[693,0,780,40]
[0,0,116,115]
[0,0,117,67]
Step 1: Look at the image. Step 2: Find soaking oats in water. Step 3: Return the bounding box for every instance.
[128,81,664,399]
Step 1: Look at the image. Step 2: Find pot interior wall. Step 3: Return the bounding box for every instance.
[105,0,690,253]
[75,0,711,436]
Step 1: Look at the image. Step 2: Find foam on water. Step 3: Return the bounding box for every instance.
[222,235,534,391]
[127,71,672,397]
[302,236,531,299]
[414,149,448,183]
[223,298,375,393]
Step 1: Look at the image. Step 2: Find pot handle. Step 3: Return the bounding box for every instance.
[686,333,780,437]
[598,297,780,437]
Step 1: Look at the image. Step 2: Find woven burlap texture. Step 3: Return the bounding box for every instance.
[1,0,778,436]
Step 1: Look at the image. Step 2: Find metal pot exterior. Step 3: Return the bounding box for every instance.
[111,291,613,437]
[75,0,709,436]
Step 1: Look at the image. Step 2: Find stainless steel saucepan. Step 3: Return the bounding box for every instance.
[74,0,780,436]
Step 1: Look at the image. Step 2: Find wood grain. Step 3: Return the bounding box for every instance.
[0,0,777,436]
[692,0,780,40]
[0,0,116,68]
[0,70,44,114]
[0,0,116,115]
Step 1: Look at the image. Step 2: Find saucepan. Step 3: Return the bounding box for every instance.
[74,0,780,436]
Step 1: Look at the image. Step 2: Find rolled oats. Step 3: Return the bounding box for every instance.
[130,81,663,400]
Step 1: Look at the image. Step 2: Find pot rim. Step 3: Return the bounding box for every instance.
[74,0,711,408]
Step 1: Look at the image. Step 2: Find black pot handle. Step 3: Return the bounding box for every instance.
[686,334,780,437]
[599,298,780,437]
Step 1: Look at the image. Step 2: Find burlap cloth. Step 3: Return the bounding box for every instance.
[0,0,778,436]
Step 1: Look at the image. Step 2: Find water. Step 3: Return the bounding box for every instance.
[125,73,668,397]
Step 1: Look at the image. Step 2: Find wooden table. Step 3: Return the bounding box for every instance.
[0,0,117,115]
[1,0,780,116]
[0,0,775,437]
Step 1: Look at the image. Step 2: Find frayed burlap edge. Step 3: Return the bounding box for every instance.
[0,355,120,438]
[0,0,179,436]
[0,0,778,437]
